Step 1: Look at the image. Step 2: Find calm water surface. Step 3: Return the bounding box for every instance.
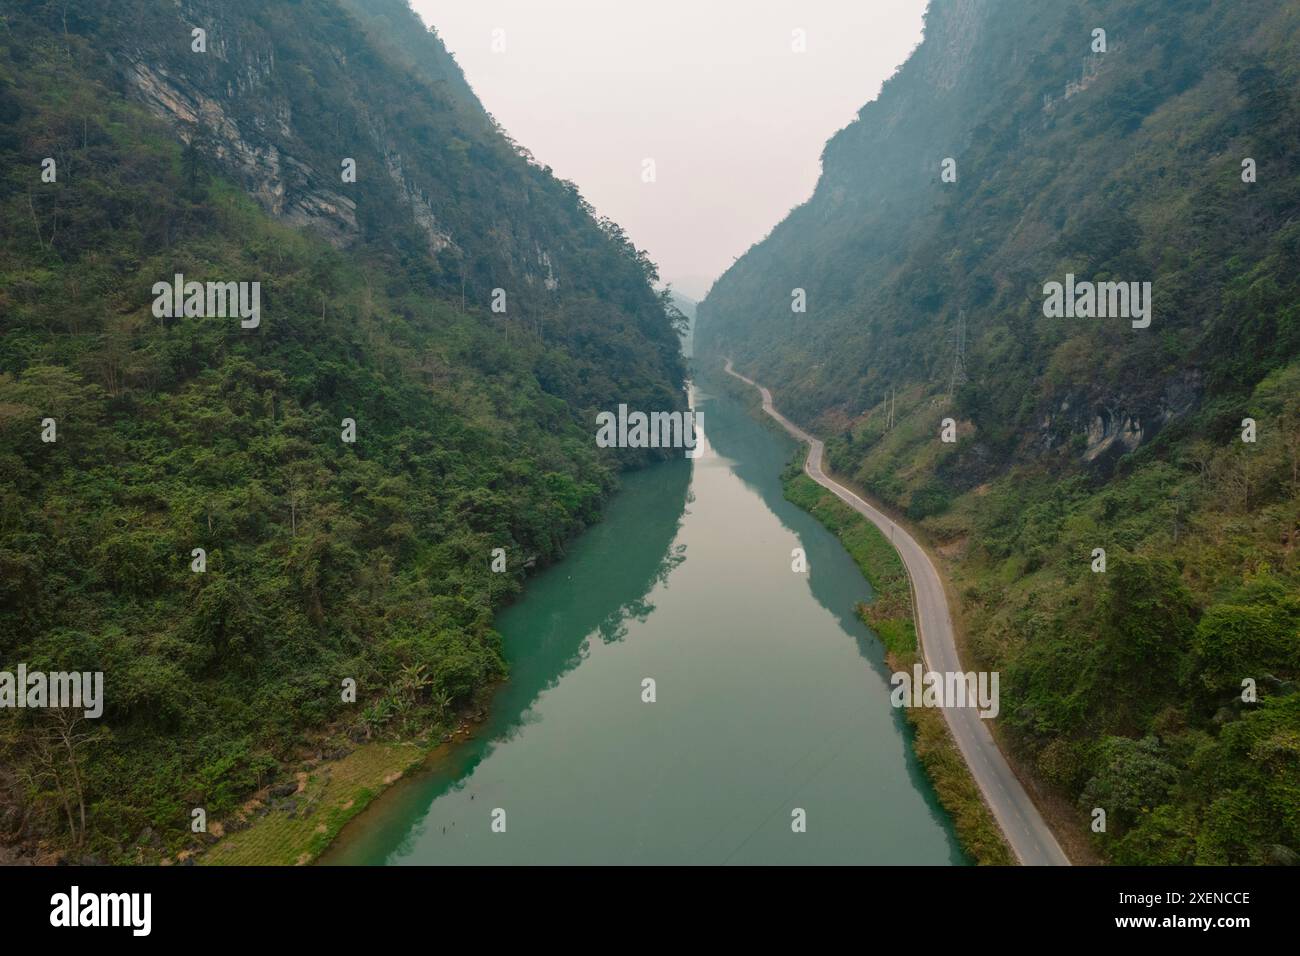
[321,376,962,865]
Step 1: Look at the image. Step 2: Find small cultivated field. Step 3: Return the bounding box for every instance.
[198,742,424,866]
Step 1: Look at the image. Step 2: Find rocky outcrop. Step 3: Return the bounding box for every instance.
[919,0,989,93]
[1081,407,1143,462]
[1037,369,1201,464]
[379,147,453,254]
[117,5,457,259]
[92,0,642,314]
[124,59,359,247]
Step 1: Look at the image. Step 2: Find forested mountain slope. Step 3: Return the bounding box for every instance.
[698,0,1300,864]
[0,0,683,861]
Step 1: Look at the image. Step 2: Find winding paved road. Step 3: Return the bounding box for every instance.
[724,359,1070,866]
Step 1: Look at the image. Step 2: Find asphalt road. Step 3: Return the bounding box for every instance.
[723,359,1070,866]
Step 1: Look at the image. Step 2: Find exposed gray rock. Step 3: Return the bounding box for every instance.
[124,59,359,247]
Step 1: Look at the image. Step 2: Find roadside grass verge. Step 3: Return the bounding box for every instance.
[782,459,1015,865]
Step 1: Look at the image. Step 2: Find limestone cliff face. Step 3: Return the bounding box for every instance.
[1036,370,1202,466]
[813,0,989,211]
[93,0,630,313]
[115,2,452,257]
[124,58,362,249]
[915,0,989,94]
[698,0,1293,476]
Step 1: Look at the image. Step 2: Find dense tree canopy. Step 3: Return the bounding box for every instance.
[701,0,1300,863]
[0,0,684,860]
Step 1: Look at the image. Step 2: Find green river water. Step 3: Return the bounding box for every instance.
[320,375,963,865]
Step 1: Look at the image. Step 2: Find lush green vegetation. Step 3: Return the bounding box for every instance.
[702,0,1300,863]
[0,1,683,862]
[783,465,916,656]
[949,364,1300,864]
[198,741,423,866]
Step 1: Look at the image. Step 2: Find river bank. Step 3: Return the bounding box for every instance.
[313,376,963,865]
[717,359,1071,865]
[195,704,497,865]
[202,365,994,867]
[705,365,1009,863]
[782,464,1012,864]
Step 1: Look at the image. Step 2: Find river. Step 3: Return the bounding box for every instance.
[320,373,963,865]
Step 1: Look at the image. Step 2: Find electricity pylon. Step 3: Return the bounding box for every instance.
[947,310,968,400]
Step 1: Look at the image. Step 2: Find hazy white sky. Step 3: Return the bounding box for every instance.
[410,0,928,300]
